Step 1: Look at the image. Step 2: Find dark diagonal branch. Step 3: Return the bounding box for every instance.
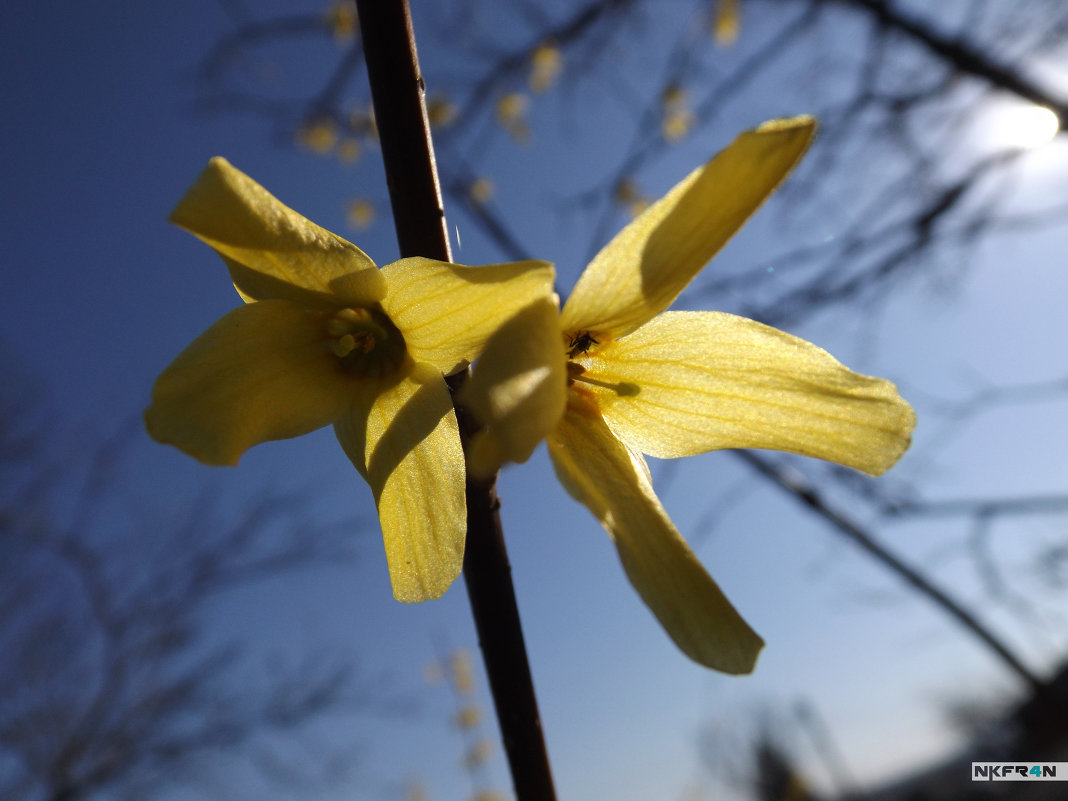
[817,0,1068,127]
[733,448,1044,691]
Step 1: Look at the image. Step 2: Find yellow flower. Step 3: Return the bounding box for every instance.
[614,178,650,219]
[296,117,339,155]
[145,158,554,603]
[337,137,362,164]
[427,94,458,129]
[462,117,915,673]
[496,92,528,122]
[662,109,696,143]
[468,177,496,206]
[454,704,483,729]
[449,648,475,695]
[495,92,531,143]
[324,0,358,41]
[461,738,495,771]
[661,84,696,143]
[528,42,563,94]
[713,0,741,46]
[346,197,375,230]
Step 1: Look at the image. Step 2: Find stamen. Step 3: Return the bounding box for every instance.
[335,308,370,324]
[332,334,358,358]
[325,304,407,377]
[327,317,353,337]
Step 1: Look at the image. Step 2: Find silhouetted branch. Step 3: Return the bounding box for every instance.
[815,0,1068,127]
[885,494,1068,520]
[733,449,1044,691]
[0,373,377,801]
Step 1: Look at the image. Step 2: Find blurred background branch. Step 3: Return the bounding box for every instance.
[0,353,391,801]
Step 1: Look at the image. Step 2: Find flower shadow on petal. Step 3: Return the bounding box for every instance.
[361,374,455,502]
[632,158,748,303]
[223,255,386,308]
[390,257,554,286]
[460,297,568,477]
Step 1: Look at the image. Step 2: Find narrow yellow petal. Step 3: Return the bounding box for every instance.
[333,364,465,602]
[586,311,915,474]
[560,117,815,340]
[459,297,567,476]
[171,157,386,307]
[145,300,354,466]
[380,257,556,374]
[547,401,763,672]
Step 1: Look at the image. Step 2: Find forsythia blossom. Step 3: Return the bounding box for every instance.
[145,158,554,603]
[529,42,563,94]
[714,0,741,46]
[461,116,916,673]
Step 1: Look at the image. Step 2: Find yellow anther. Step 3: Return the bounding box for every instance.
[332,334,357,358]
[325,305,407,378]
[327,317,352,337]
[335,308,369,324]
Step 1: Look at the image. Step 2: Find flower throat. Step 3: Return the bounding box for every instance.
[327,305,407,378]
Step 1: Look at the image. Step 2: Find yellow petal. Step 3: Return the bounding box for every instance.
[145,300,354,466]
[380,257,556,374]
[171,157,386,308]
[560,117,815,340]
[585,311,915,474]
[458,297,567,476]
[547,400,763,672]
[333,363,465,602]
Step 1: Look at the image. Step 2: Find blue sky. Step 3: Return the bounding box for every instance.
[5,1,1068,799]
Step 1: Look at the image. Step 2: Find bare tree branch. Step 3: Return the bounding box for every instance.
[0,368,383,801]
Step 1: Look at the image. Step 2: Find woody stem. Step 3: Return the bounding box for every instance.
[354,2,557,799]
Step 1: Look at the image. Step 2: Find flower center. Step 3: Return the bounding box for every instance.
[326,305,407,378]
[564,334,638,398]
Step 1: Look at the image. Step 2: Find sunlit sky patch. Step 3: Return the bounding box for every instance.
[981,97,1060,150]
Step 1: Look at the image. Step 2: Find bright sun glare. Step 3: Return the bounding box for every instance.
[989,103,1061,149]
